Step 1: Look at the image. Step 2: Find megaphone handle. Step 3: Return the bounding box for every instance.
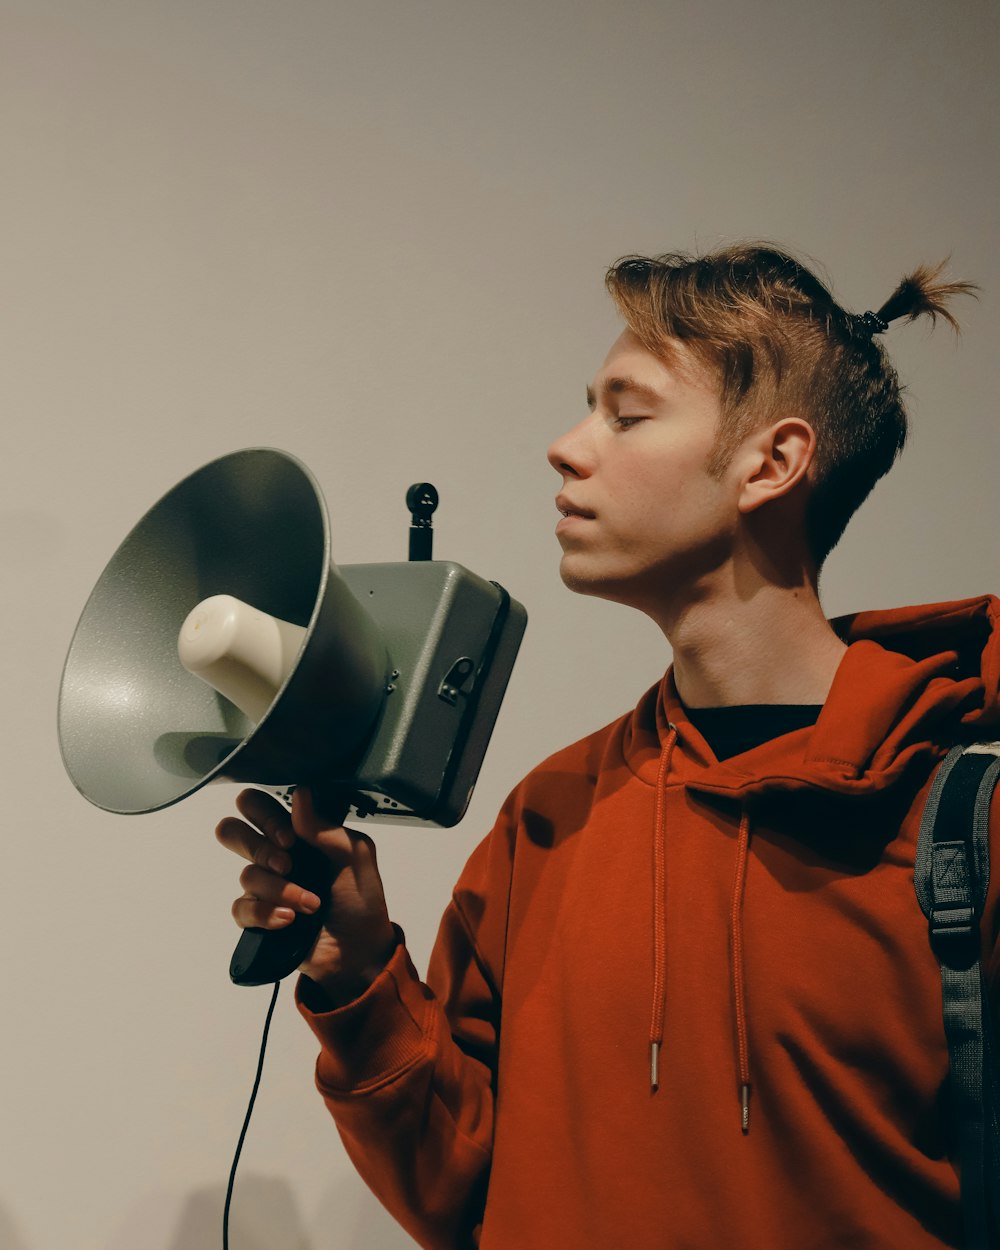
[229,837,334,987]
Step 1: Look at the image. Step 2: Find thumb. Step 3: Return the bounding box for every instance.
[291,786,353,857]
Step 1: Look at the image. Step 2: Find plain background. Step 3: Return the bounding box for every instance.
[1,2,997,1247]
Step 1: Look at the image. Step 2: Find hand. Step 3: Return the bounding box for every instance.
[216,787,399,1003]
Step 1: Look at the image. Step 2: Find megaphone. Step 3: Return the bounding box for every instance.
[58,448,526,985]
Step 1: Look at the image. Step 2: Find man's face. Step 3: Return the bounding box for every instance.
[547,329,740,616]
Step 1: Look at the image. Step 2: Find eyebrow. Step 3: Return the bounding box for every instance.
[586,375,665,411]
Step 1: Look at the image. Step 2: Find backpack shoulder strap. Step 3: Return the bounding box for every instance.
[915,742,1000,1249]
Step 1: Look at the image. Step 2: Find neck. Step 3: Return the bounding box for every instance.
[650,564,847,710]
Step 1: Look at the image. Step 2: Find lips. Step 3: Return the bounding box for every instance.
[556,495,595,520]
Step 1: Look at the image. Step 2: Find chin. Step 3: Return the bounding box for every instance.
[559,554,677,623]
[559,558,633,604]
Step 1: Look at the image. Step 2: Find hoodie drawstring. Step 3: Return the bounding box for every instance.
[730,807,753,1133]
[650,725,678,1093]
[649,728,755,1134]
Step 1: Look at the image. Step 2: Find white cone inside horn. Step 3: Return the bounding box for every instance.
[178,594,308,724]
[57,448,388,814]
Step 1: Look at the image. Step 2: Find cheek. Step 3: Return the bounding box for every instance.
[621,470,728,552]
[616,457,703,521]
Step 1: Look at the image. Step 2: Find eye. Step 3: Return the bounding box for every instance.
[612,415,646,430]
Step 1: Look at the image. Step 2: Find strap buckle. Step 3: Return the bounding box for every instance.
[929,904,978,966]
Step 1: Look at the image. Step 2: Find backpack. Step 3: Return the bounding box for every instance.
[915,742,1000,1250]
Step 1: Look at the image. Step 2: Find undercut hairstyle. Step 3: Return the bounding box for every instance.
[604,243,977,567]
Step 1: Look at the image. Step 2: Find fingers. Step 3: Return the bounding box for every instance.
[233,863,323,930]
[217,788,340,932]
[215,814,291,875]
[235,789,296,848]
[232,894,296,930]
[216,787,384,936]
[216,787,305,868]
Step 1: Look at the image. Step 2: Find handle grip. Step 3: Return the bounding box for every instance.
[229,837,334,986]
[230,787,348,987]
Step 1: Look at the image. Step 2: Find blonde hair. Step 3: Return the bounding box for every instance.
[605,244,977,566]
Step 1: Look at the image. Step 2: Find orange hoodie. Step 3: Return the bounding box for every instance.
[297,595,1000,1249]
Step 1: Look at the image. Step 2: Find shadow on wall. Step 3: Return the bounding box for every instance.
[103,1171,417,1250]
[168,1174,416,1250]
[169,1176,312,1250]
[312,1175,419,1250]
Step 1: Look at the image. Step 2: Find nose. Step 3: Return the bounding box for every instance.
[547,415,593,479]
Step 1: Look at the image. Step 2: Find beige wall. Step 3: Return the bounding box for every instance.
[1,1,996,1247]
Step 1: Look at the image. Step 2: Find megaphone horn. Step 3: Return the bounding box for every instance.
[58,448,526,985]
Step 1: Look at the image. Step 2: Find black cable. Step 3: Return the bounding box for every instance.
[223,979,282,1250]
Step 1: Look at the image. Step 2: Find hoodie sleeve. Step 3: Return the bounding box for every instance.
[294,804,515,1250]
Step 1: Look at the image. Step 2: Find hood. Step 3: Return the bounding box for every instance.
[626,594,1000,804]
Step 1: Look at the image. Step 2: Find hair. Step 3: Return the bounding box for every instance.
[604,243,978,567]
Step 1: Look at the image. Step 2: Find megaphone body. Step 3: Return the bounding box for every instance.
[58,449,526,983]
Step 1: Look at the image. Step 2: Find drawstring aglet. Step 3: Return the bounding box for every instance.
[650,1041,660,1093]
[740,1083,751,1134]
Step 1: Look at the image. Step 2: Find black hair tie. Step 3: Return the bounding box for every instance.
[853,310,890,337]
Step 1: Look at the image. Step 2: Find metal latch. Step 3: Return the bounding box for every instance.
[438,657,476,705]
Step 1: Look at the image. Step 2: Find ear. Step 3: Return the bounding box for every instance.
[737,418,816,515]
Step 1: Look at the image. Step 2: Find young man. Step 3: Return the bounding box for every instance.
[217,245,997,1249]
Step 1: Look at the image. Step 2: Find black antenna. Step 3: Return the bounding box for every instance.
[406,483,439,561]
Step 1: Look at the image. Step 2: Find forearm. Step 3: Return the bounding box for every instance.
[296,936,495,1250]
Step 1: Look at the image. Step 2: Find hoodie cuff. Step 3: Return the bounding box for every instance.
[294,932,433,1092]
